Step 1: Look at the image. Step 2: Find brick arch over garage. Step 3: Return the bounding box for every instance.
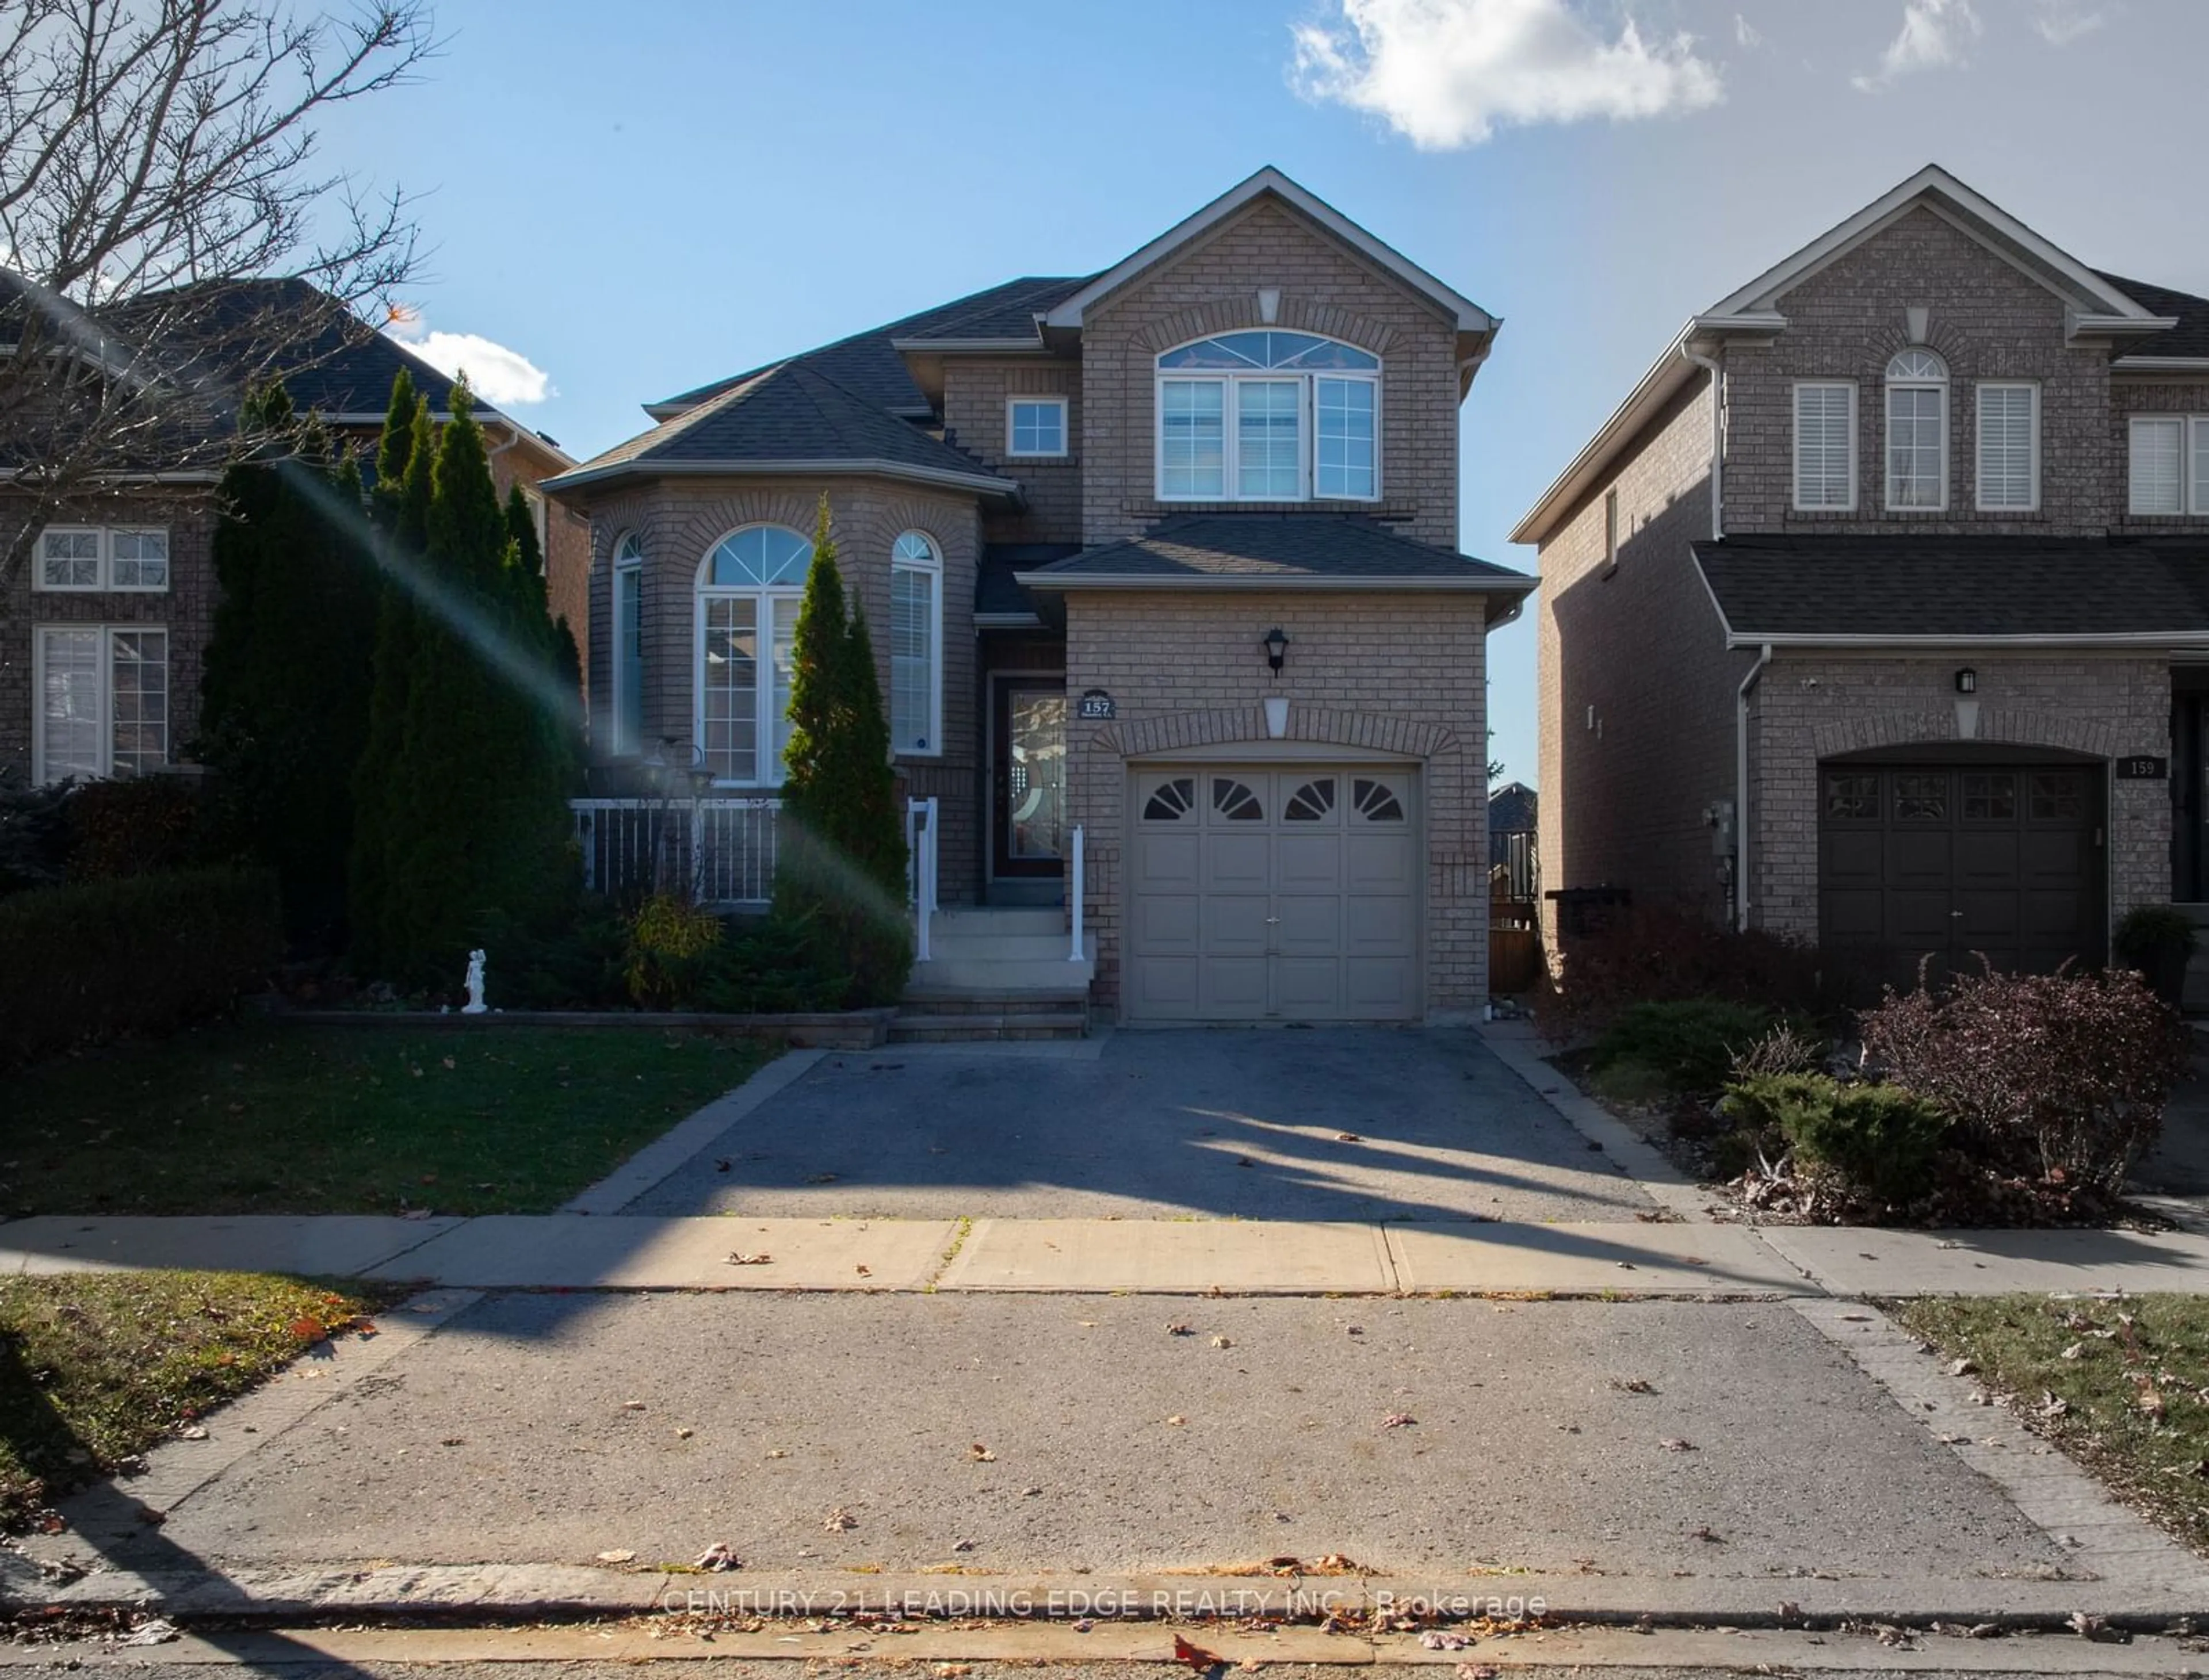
[1807,707,2123,763]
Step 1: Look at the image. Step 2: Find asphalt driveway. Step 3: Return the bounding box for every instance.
[623,1027,1660,1222]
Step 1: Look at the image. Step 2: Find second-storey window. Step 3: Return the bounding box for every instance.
[37,526,169,591]
[695,525,809,785]
[1156,331,1379,502]
[1793,382,1856,510]
[1007,398,1067,458]
[1885,349,1948,511]
[1975,382,2039,511]
[2128,415,2209,516]
[890,531,941,756]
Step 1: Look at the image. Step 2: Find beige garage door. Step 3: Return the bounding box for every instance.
[1126,766,1419,1022]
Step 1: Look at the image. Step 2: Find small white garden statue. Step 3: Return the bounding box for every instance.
[462,948,488,1015]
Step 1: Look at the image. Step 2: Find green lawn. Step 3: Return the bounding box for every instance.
[0,1271,392,1530]
[1898,1294,2209,1556]
[5,1024,772,1216]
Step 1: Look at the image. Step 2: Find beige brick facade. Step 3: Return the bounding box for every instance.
[579,476,987,900]
[1063,589,1494,1020]
[1531,190,2193,970]
[941,359,1083,545]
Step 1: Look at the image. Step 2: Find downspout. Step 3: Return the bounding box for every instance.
[1679,341,1723,542]
[1734,642,1772,931]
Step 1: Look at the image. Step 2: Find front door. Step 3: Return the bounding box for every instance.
[992,679,1065,878]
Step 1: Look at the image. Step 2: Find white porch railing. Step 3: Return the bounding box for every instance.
[570,797,781,906]
[907,795,939,961]
[1068,823,1085,962]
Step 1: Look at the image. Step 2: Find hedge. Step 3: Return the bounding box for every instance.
[0,867,283,1067]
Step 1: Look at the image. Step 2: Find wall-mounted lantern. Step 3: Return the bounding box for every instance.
[1954,667,1977,695]
[1262,626,1290,677]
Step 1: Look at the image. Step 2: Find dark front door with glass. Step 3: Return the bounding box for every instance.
[992,680,1065,879]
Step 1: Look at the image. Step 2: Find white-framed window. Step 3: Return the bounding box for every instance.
[1975,382,2039,512]
[889,531,941,756]
[35,625,168,783]
[1793,382,1856,511]
[2130,416,2185,515]
[1603,488,1619,568]
[1155,331,1379,503]
[36,526,169,592]
[610,531,644,756]
[694,525,810,786]
[1006,397,1068,458]
[1884,349,1948,511]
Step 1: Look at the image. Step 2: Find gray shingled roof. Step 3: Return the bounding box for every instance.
[1022,515,1535,588]
[553,361,1015,491]
[653,276,1090,414]
[979,542,1081,618]
[2097,271,2209,360]
[1694,534,2209,640]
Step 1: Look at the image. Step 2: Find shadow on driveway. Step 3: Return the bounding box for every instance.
[622,1027,1660,1223]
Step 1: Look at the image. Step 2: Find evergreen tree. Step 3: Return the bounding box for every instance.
[774,496,911,1003]
[195,385,376,945]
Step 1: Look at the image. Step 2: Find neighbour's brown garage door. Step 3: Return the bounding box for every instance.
[1818,758,2104,992]
[1126,766,1419,1022]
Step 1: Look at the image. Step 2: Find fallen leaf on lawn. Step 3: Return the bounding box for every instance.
[693,1542,740,1571]
[289,1317,326,1343]
[1419,1631,1471,1650]
[2138,1385,2168,1423]
[2061,1342,2085,1360]
[1165,1415,1187,1426]
[595,1549,636,1564]
[2038,1391,2070,1419]
[1660,1438,1698,1452]
[675,1428,693,1440]
[176,1425,208,1441]
[1381,1411,1416,1429]
[1947,1357,1978,1377]
[441,1056,456,1070]
[765,1449,787,1459]
[1210,1334,1233,1349]
[400,1208,434,1221]
[1172,1634,1220,1671]
[824,1506,857,1532]
[727,1253,773,1266]
[969,1442,996,1462]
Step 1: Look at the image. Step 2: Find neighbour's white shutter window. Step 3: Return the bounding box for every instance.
[1975,383,2038,511]
[2131,416,2184,515]
[2192,418,2209,516]
[889,531,941,756]
[1793,382,1856,510]
[35,625,167,782]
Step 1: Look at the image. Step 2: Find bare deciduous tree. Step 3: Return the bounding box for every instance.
[0,0,434,599]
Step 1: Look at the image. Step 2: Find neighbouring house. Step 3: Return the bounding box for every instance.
[545,167,1534,1024]
[1,278,583,788]
[1514,164,2209,994]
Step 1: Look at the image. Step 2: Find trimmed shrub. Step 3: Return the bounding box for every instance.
[2112,905,2197,1009]
[697,914,856,1015]
[0,867,282,1066]
[64,776,210,882]
[1545,902,1825,1039]
[1858,963,2191,1194]
[1729,1019,1831,1081]
[1723,1073,1950,1208]
[1588,997,1775,1097]
[0,768,72,896]
[624,893,724,1009]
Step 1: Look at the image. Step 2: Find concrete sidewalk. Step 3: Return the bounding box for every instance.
[13,1207,2209,1296]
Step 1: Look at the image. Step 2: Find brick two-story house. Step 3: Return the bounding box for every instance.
[545,169,1533,1024]
[2,278,584,789]
[1515,166,2209,992]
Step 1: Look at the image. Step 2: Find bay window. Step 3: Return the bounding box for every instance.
[890,530,941,756]
[1155,331,1379,502]
[695,525,809,784]
[36,625,167,782]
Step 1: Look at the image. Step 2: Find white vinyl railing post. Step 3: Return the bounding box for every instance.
[1068,824,1085,962]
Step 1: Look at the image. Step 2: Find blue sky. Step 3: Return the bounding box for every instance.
[327,0,2207,789]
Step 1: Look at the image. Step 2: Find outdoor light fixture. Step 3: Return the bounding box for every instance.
[1954,668,1977,695]
[1263,626,1290,676]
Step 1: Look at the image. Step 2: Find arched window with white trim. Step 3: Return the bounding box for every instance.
[610,531,644,756]
[889,530,941,756]
[1155,331,1379,503]
[1885,347,1948,511]
[695,524,811,784]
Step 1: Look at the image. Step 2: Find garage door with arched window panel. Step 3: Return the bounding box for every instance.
[1817,757,2104,993]
[1127,766,1419,1022]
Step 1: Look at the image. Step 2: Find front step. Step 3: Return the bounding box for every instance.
[891,988,1089,1043]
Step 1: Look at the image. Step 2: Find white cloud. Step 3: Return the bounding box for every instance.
[1853,0,1982,91]
[2033,0,2109,45]
[383,308,553,407]
[1733,13,1760,49]
[1289,0,1723,150]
